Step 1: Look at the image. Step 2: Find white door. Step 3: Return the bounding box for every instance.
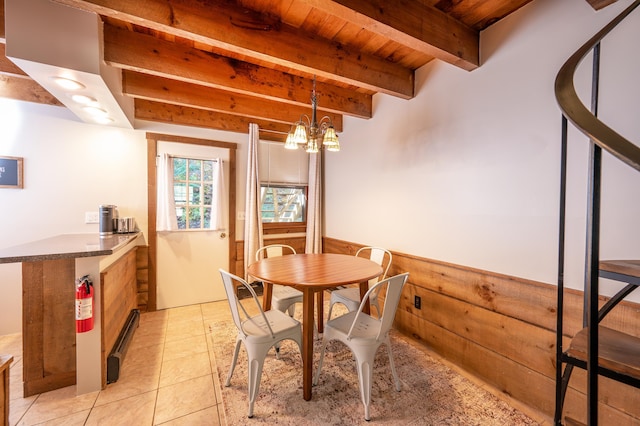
[156,141,229,309]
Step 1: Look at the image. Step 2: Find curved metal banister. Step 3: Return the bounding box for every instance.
[555,0,640,172]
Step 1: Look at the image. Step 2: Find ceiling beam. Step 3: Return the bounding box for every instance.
[0,74,64,106]
[0,44,28,77]
[123,70,344,130]
[586,0,619,10]
[103,24,372,118]
[300,0,479,71]
[135,99,289,141]
[52,0,415,98]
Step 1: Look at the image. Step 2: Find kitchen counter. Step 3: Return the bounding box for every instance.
[3,232,143,397]
[0,232,140,264]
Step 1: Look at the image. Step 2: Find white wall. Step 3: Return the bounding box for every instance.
[0,101,247,334]
[2,0,639,334]
[324,0,640,298]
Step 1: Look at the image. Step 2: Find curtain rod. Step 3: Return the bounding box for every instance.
[158,154,222,162]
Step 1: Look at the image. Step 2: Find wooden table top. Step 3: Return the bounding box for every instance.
[247,253,383,288]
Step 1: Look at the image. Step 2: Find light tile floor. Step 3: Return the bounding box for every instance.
[2,302,229,426]
[1,298,549,425]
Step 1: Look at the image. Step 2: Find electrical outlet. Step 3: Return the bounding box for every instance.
[237,211,246,220]
[85,211,99,224]
[414,295,421,310]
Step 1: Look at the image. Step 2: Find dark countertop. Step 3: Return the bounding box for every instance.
[0,233,141,264]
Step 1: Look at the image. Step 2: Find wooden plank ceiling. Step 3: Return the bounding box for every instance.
[0,0,610,141]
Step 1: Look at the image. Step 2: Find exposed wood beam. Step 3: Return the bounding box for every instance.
[52,0,414,98]
[135,99,288,142]
[0,74,64,106]
[0,45,28,77]
[123,70,343,131]
[103,24,372,118]
[0,0,4,41]
[586,0,618,10]
[300,0,479,71]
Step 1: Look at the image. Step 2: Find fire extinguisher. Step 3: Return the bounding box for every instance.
[75,275,94,333]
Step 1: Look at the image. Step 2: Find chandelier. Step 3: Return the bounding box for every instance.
[284,77,340,153]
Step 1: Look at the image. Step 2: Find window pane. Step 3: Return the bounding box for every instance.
[260,185,306,223]
[189,183,202,204]
[174,183,187,204]
[203,183,213,205]
[188,160,201,180]
[176,206,186,229]
[204,207,211,229]
[203,161,214,181]
[187,207,201,229]
[173,158,187,180]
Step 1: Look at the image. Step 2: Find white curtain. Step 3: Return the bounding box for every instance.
[157,153,178,231]
[244,123,264,279]
[305,151,322,254]
[209,159,226,230]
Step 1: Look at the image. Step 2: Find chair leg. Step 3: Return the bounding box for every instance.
[354,351,376,421]
[225,338,242,387]
[326,301,336,321]
[246,345,270,418]
[385,336,401,391]
[286,304,296,317]
[313,338,329,386]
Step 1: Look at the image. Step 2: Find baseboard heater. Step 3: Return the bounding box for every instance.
[107,308,140,384]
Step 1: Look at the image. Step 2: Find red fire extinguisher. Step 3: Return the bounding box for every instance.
[75,275,94,333]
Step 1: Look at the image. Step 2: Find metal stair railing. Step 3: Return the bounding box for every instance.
[554,1,640,425]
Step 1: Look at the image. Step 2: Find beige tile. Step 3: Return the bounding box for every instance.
[130,322,167,351]
[162,335,208,362]
[94,362,160,407]
[124,342,164,371]
[18,386,98,426]
[9,358,24,400]
[165,319,205,343]
[159,405,221,426]
[86,390,156,426]
[28,409,90,426]
[139,309,168,324]
[9,394,37,425]
[205,333,223,404]
[167,305,203,322]
[159,352,211,388]
[153,375,216,425]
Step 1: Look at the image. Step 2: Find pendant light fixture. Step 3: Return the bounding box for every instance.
[284,77,340,153]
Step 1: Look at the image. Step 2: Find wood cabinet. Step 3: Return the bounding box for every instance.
[1,355,12,426]
[0,233,142,397]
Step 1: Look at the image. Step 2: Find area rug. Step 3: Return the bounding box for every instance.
[208,319,538,425]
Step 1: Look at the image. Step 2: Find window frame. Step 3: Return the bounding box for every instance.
[260,183,307,232]
[172,156,218,231]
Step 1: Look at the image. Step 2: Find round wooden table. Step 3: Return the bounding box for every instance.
[247,253,383,401]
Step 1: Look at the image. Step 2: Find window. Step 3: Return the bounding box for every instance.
[260,185,306,223]
[173,157,217,229]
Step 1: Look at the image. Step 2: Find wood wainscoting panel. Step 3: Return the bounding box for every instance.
[323,237,640,424]
[136,246,149,312]
[100,248,138,388]
[21,259,76,397]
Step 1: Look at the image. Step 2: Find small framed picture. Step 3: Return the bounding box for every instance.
[0,156,24,189]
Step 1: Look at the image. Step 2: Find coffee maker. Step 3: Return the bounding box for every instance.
[99,205,117,236]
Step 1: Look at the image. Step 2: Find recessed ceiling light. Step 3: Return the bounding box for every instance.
[70,94,97,105]
[92,116,114,125]
[83,106,109,117]
[52,77,85,90]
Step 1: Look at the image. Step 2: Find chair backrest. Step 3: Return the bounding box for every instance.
[219,269,276,338]
[355,246,392,284]
[255,244,297,261]
[347,273,409,342]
